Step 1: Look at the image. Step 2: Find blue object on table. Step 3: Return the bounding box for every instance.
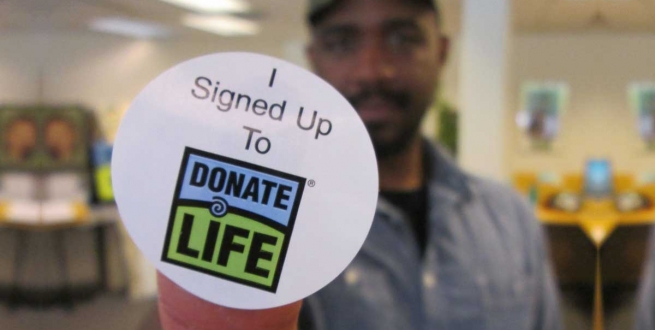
[585,159,613,198]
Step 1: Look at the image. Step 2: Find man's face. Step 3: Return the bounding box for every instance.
[308,0,447,158]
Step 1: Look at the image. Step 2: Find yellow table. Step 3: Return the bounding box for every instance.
[537,196,655,330]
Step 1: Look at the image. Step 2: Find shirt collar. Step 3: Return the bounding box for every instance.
[376,139,473,224]
[423,139,473,205]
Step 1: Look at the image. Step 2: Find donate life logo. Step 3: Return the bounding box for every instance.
[161,147,306,292]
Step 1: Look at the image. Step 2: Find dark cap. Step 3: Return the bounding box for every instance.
[308,0,441,26]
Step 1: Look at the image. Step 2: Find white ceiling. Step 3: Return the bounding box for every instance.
[0,0,309,40]
[0,0,653,40]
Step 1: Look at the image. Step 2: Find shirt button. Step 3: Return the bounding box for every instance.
[345,268,359,285]
[423,273,436,289]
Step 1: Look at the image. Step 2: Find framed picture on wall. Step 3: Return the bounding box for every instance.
[41,107,90,171]
[629,82,655,149]
[517,82,569,151]
[0,107,40,171]
[0,106,91,172]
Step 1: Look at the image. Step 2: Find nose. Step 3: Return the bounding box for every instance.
[352,38,396,86]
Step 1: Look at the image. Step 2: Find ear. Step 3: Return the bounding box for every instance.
[437,35,450,66]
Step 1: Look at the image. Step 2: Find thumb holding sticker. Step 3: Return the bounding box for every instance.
[157,273,302,330]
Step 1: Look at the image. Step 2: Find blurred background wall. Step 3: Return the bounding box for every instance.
[509,33,655,175]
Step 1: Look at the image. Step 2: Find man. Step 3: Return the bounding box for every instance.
[158,0,562,329]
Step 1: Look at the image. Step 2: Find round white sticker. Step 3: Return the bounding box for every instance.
[112,52,378,309]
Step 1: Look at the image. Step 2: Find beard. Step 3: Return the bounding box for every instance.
[347,86,426,160]
[365,120,422,160]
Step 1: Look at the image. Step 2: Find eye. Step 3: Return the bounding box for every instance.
[386,29,425,52]
[318,31,359,56]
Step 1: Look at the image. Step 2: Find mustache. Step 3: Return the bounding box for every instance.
[347,87,410,110]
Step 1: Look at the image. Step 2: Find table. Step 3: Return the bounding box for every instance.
[537,194,655,330]
[0,205,128,308]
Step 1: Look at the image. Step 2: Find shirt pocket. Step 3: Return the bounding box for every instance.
[481,274,536,330]
[437,265,485,327]
[339,265,417,330]
[345,266,397,307]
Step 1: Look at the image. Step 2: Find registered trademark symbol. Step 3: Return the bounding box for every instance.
[308,180,316,187]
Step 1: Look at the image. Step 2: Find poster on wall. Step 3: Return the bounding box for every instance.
[628,82,655,150]
[41,107,89,171]
[0,107,40,170]
[0,106,90,171]
[516,82,569,151]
